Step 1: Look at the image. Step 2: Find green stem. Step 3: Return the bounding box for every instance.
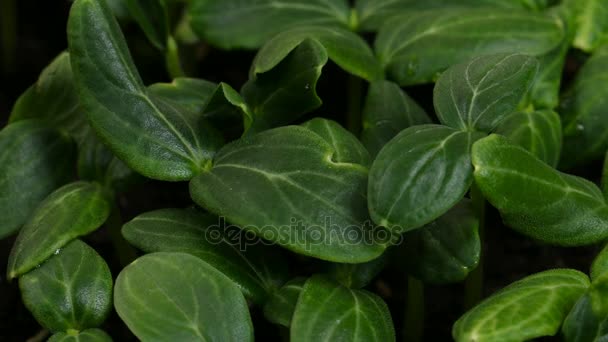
[403,276,424,342]
[0,0,17,73]
[346,75,363,135]
[165,35,186,78]
[464,183,485,309]
[107,201,138,266]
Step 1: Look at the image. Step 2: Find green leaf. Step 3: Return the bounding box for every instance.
[125,0,168,50]
[7,182,111,279]
[68,0,222,181]
[354,0,541,31]
[115,252,253,341]
[202,82,252,135]
[562,293,608,342]
[374,9,563,85]
[453,269,589,342]
[0,120,76,239]
[494,110,562,167]
[19,240,112,332]
[243,38,327,132]
[190,119,387,262]
[189,0,351,49]
[9,52,90,144]
[264,277,306,327]
[368,125,484,234]
[570,0,608,52]
[433,53,538,132]
[400,199,479,284]
[325,254,387,288]
[592,244,608,281]
[560,44,608,169]
[122,208,288,304]
[48,329,112,342]
[291,275,395,342]
[148,77,217,114]
[361,80,431,157]
[472,134,608,245]
[253,26,383,82]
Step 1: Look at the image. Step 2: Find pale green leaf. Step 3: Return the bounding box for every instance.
[570,0,608,52]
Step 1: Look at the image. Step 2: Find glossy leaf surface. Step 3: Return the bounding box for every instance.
[368,125,484,233]
[433,53,538,132]
[243,38,327,132]
[253,26,383,82]
[68,0,222,181]
[7,182,111,279]
[562,293,608,342]
[400,200,479,284]
[472,135,608,245]
[122,208,288,303]
[20,240,112,332]
[560,45,608,168]
[374,9,563,85]
[494,110,562,167]
[264,277,306,327]
[190,119,386,262]
[189,0,351,49]
[453,269,589,342]
[0,120,75,239]
[291,275,395,342]
[361,80,430,157]
[48,329,112,342]
[571,0,608,52]
[115,252,253,341]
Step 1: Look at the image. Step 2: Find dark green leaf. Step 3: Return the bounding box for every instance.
[361,80,430,157]
[148,77,217,114]
[374,9,563,85]
[243,39,327,132]
[190,119,387,262]
[472,134,608,245]
[368,125,484,234]
[189,0,351,49]
[125,0,168,50]
[560,44,608,168]
[433,53,538,132]
[400,200,479,284]
[569,0,608,52]
[19,240,112,332]
[68,0,222,181]
[48,329,112,342]
[291,275,395,342]
[202,82,252,134]
[115,252,253,341]
[263,277,306,327]
[453,269,589,342]
[0,120,76,239]
[122,208,288,304]
[592,244,608,282]
[325,254,387,288]
[7,182,111,279]
[9,52,90,144]
[253,26,383,82]
[494,110,562,167]
[562,293,608,342]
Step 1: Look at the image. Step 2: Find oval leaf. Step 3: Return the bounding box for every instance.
[453,269,589,342]
[560,44,608,168]
[472,134,608,245]
[190,119,387,262]
[562,293,608,342]
[494,109,562,167]
[7,182,111,279]
[114,252,253,341]
[374,9,563,85]
[19,240,112,332]
[400,199,480,284]
[68,0,222,181]
[189,0,351,49]
[0,120,75,239]
[368,124,484,233]
[291,275,395,342]
[571,0,608,52]
[433,53,538,132]
[263,277,306,327]
[361,80,431,157]
[122,208,288,304]
[48,329,112,342]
